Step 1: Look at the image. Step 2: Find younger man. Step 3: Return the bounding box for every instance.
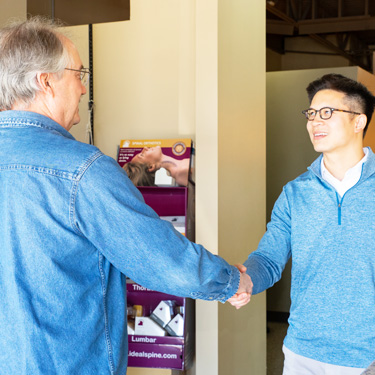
[244,74,375,374]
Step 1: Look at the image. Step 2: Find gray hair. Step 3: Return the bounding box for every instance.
[0,17,71,110]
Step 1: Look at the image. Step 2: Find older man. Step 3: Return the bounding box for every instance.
[0,18,251,374]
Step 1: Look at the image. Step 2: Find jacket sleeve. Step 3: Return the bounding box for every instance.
[72,153,240,303]
[243,187,292,294]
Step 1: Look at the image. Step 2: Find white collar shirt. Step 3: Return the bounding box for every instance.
[321,148,369,198]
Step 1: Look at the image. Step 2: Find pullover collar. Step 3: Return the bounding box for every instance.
[309,147,375,185]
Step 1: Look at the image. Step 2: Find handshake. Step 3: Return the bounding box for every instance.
[227,264,253,309]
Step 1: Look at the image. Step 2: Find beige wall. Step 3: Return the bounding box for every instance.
[217,0,266,374]
[93,0,196,159]
[93,5,197,374]
[64,25,91,144]
[194,1,219,373]
[0,0,26,26]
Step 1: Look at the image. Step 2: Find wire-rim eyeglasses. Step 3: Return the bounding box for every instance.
[64,68,91,86]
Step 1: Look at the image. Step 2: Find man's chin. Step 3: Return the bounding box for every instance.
[311,141,326,153]
[73,115,81,126]
[313,146,325,153]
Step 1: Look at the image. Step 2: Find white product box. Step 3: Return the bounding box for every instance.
[165,314,184,337]
[160,216,186,235]
[134,317,167,337]
[150,300,175,328]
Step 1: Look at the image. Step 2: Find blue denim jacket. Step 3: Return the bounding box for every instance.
[0,111,240,375]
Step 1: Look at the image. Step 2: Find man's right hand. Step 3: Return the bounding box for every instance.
[226,264,253,309]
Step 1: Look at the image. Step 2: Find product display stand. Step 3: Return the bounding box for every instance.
[127,185,196,372]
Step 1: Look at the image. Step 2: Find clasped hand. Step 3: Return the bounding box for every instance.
[227,264,253,309]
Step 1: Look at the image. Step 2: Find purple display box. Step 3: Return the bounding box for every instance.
[127,282,191,370]
[128,342,183,369]
[127,187,194,370]
[137,186,187,217]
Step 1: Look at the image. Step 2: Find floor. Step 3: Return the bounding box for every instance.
[267,321,289,375]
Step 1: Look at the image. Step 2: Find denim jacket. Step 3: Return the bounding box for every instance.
[0,111,240,375]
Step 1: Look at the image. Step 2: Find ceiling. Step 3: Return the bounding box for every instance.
[266,0,375,72]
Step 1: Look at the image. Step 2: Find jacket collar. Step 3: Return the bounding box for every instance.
[0,110,75,140]
[309,147,375,181]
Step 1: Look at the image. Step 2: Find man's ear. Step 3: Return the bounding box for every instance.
[354,114,367,134]
[36,73,53,94]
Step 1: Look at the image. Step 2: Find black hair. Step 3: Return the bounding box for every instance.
[306,73,375,136]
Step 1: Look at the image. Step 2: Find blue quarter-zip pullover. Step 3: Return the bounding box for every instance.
[244,148,375,368]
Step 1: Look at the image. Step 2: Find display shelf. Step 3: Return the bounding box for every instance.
[127,186,195,371]
[127,282,193,370]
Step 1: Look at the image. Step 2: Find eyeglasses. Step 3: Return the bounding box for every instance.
[64,68,91,86]
[302,107,362,121]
